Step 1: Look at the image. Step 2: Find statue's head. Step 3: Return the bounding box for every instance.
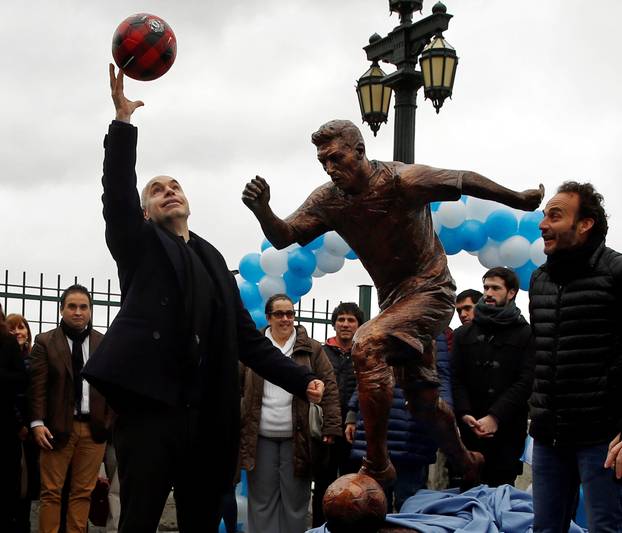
[312,120,369,194]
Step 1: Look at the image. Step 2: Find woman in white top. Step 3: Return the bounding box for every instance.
[239,294,341,532]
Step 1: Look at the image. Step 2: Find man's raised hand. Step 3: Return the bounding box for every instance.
[242,176,271,214]
[109,64,144,123]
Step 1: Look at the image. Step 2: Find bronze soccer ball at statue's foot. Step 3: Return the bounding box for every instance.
[323,473,387,533]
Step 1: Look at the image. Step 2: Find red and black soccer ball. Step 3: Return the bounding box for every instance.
[112,13,177,81]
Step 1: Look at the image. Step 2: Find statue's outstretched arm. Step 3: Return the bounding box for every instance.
[399,164,544,211]
[462,171,544,211]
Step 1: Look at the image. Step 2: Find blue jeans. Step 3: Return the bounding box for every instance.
[532,440,622,533]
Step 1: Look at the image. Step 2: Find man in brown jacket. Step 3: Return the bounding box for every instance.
[29,285,110,533]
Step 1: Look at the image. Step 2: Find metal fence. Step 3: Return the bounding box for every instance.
[0,270,372,341]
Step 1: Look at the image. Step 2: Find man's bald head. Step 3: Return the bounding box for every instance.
[141,176,173,209]
[141,175,190,225]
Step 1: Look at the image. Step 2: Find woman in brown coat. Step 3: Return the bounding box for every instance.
[239,294,341,533]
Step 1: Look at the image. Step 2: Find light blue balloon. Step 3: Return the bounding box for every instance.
[238,280,262,310]
[514,260,538,291]
[438,226,464,255]
[519,211,544,242]
[485,210,518,242]
[239,253,264,283]
[304,235,325,251]
[345,249,358,260]
[430,201,441,212]
[260,238,273,251]
[249,308,268,329]
[284,271,313,297]
[459,219,488,252]
[287,248,317,277]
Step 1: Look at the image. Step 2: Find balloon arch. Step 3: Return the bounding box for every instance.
[237,196,545,328]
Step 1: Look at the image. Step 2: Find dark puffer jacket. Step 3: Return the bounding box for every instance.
[435,329,454,408]
[529,243,622,446]
[347,385,437,466]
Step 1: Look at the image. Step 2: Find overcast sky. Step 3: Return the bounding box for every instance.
[1,0,621,336]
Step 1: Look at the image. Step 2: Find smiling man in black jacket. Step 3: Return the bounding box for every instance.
[529,181,622,532]
[82,65,325,533]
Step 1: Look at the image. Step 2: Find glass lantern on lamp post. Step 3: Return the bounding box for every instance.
[419,33,458,113]
[356,60,393,137]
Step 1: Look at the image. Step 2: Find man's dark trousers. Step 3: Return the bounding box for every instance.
[114,405,223,533]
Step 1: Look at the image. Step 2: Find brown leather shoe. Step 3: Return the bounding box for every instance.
[359,457,397,488]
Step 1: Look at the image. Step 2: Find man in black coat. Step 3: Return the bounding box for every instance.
[0,304,28,532]
[82,65,325,533]
[529,181,622,532]
[452,267,534,487]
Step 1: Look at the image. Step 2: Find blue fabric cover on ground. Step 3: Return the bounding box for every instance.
[306,485,587,533]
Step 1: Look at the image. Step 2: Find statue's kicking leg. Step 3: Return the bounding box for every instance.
[351,335,396,487]
[351,280,482,487]
[393,337,483,488]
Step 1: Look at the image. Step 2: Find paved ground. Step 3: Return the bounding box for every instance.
[28,464,532,532]
[29,492,180,532]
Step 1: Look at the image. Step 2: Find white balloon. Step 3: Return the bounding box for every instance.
[258,275,286,300]
[436,200,466,229]
[312,267,326,278]
[499,236,531,268]
[431,212,442,233]
[315,249,345,273]
[235,274,244,287]
[259,247,288,276]
[323,231,351,257]
[284,243,299,252]
[478,239,502,268]
[530,238,547,266]
[465,197,498,222]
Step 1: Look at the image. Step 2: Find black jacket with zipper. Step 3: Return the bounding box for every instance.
[528,243,622,446]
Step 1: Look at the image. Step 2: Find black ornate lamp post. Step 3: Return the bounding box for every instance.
[355,1,458,164]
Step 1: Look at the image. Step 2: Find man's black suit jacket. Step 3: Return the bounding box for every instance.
[83,120,314,491]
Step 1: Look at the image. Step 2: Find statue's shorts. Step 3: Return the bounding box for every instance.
[352,275,456,388]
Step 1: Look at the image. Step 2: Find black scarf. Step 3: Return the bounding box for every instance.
[473,298,522,330]
[545,237,603,285]
[60,319,92,414]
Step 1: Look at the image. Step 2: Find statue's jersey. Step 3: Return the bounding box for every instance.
[285,160,464,307]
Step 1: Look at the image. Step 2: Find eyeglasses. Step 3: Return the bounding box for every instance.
[269,310,295,319]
